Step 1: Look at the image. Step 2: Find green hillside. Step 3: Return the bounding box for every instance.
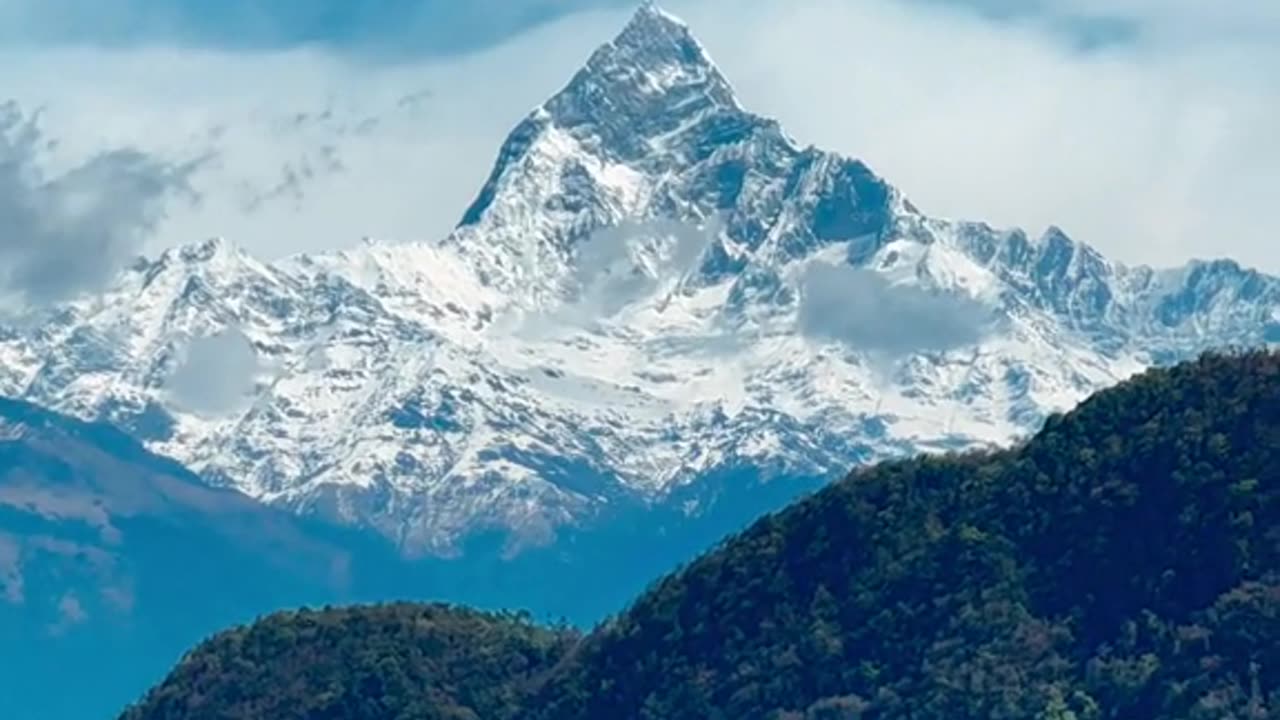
[122,351,1280,719]
[119,604,576,720]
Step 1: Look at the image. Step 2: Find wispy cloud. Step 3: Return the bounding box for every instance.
[49,591,87,635]
[0,534,21,605]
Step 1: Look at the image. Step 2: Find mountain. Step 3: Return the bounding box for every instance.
[0,397,407,720]
[120,349,1280,719]
[2,5,1276,571]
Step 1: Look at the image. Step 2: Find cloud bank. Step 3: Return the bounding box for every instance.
[680,0,1279,271]
[0,0,1273,281]
[0,102,192,304]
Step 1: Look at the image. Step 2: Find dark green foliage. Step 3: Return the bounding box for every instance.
[528,350,1280,720]
[119,604,578,720]
[124,351,1280,720]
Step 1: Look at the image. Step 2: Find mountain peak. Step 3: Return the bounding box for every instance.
[154,236,240,266]
[538,3,739,152]
[623,1,691,37]
[456,4,746,229]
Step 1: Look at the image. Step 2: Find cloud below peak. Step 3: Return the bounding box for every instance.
[165,328,261,416]
[797,260,997,356]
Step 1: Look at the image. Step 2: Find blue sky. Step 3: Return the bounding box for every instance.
[0,0,1276,304]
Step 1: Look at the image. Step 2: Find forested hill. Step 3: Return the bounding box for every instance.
[528,350,1280,719]
[122,351,1280,720]
[118,604,578,720]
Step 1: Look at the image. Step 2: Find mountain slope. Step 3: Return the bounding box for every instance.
[121,350,1280,719]
[0,397,404,720]
[1,4,1276,560]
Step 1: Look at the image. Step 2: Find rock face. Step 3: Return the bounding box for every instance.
[1,4,1276,556]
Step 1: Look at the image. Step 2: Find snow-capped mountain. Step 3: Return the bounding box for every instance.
[3,4,1277,554]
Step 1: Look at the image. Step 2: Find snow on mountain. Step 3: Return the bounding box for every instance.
[2,4,1276,554]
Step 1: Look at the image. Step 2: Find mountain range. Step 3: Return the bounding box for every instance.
[3,4,1279,718]
[4,4,1275,561]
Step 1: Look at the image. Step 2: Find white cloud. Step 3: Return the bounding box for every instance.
[0,0,1273,278]
[574,218,716,312]
[798,260,996,355]
[165,328,261,416]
